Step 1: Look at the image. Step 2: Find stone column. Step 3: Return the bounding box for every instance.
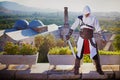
[61,7,69,40]
[64,7,69,28]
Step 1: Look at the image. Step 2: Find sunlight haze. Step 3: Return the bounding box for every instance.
[0,0,120,12]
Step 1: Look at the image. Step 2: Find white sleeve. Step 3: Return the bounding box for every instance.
[94,17,101,33]
[94,17,106,41]
[71,18,80,30]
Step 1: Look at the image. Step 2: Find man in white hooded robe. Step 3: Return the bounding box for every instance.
[66,6,106,75]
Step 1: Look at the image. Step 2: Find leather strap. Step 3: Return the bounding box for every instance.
[78,15,94,29]
[89,39,97,48]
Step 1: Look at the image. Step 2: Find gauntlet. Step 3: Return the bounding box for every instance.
[66,29,73,40]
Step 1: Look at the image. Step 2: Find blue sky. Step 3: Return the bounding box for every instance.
[0,0,120,12]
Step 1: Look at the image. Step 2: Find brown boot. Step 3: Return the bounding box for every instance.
[94,60,104,75]
[74,58,80,75]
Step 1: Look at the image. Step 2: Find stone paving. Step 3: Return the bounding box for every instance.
[0,63,120,80]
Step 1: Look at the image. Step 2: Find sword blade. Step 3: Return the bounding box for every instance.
[67,40,76,58]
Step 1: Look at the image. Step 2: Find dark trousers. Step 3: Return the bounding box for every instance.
[75,43,102,72]
[74,40,104,75]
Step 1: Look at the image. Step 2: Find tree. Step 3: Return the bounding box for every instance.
[113,34,120,51]
[35,34,56,62]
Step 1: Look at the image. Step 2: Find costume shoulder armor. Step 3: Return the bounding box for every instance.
[78,15,83,21]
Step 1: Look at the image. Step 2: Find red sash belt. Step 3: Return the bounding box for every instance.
[83,39,90,54]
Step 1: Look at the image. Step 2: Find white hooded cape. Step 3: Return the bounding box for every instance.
[71,6,102,59]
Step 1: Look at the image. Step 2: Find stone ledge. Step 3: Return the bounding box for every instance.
[0,63,119,80]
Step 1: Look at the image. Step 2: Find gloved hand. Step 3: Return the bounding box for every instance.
[98,31,107,44]
[66,29,73,40]
[66,34,70,40]
[101,34,107,44]
[101,38,107,44]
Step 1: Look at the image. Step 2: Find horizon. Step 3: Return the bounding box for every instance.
[0,0,120,13]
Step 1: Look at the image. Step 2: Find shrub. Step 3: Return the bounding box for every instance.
[56,39,65,47]
[83,54,92,63]
[4,42,19,55]
[83,50,120,63]
[3,42,37,55]
[0,52,5,55]
[20,44,38,55]
[48,46,77,55]
[35,34,56,62]
[99,50,120,55]
[113,34,120,51]
[69,37,76,47]
[48,47,60,55]
[35,35,44,49]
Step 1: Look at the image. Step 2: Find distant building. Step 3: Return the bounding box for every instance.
[14,19,29,30]
[29,20,47,33]
[0,19,60,51]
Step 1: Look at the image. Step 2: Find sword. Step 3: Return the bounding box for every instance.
[64,35,76,58]
[67,40,76,58]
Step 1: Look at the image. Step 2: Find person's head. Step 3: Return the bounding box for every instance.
[83,6,91,17]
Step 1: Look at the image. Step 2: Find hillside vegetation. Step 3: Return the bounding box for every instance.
[0,12,120,34]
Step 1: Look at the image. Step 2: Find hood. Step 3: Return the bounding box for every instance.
[83,6,91,15]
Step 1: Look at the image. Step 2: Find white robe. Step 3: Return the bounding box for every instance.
[71,15,102,59]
